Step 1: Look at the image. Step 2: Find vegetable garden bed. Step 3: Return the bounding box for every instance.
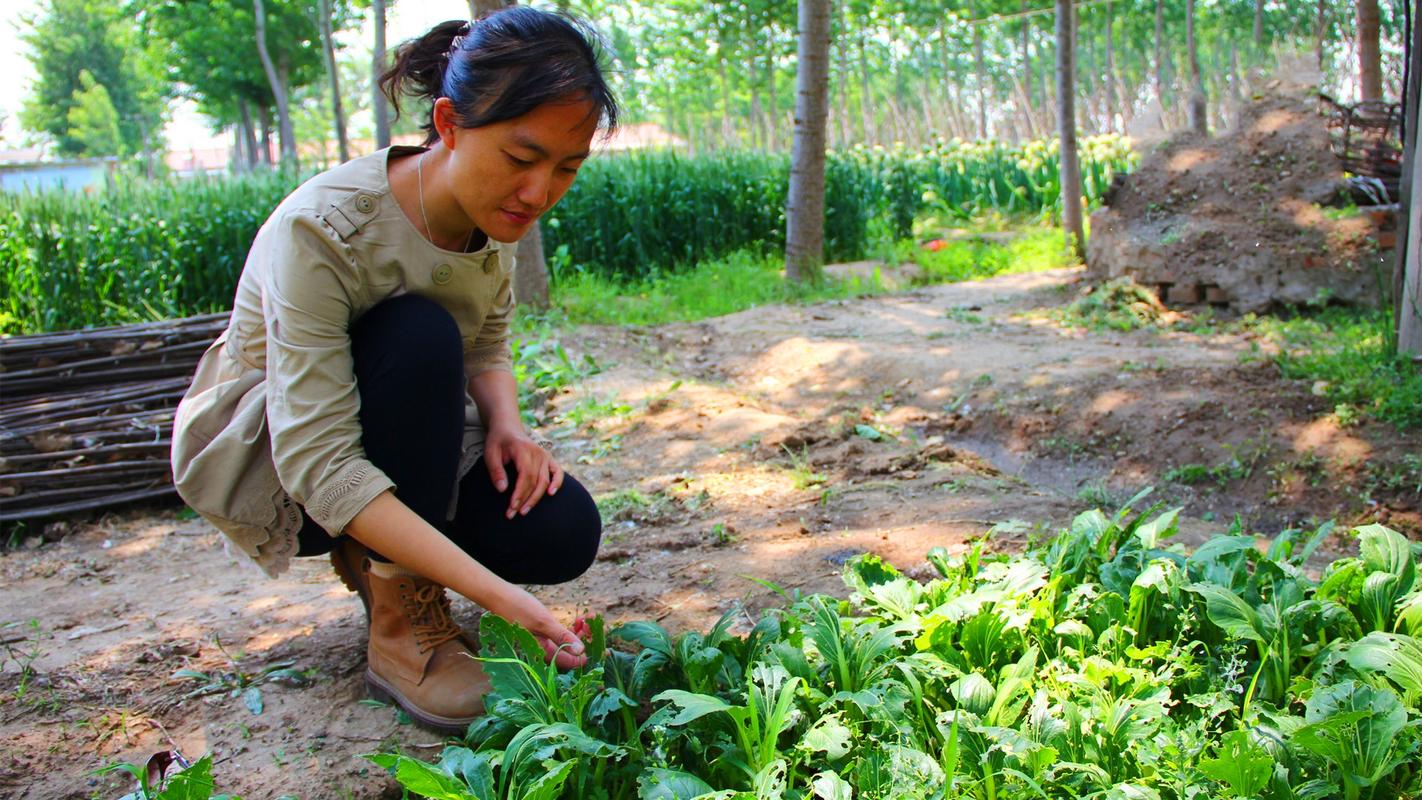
[372,494,1422,800]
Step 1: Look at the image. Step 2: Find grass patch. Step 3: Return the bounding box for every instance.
[1245,307,1422,430]
[897,226,1075,284]
[552,249,887,326]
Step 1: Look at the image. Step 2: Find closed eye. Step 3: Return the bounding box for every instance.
[505,152,533,167]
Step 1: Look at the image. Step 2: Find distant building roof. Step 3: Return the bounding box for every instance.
[165,146,229,175]
[0,145,50,166]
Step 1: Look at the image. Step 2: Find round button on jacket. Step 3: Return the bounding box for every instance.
[432,263,453,285]
[354,194,376,214]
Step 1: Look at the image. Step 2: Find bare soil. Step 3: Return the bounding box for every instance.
[3,267,1418,799]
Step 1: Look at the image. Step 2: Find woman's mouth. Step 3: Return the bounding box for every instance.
[499,208,533,226]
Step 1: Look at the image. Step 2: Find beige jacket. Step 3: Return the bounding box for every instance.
[171,146,517,577]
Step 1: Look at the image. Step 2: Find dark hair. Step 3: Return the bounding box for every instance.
[380,7,619,145]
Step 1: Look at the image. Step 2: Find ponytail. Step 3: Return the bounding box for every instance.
[377,8,619,146]
[379,19,469,124]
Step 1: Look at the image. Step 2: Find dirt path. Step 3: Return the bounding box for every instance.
[3,267,1417,799]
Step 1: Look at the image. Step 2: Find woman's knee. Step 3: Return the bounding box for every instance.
[540,475,603,584]
[350,294,462,384]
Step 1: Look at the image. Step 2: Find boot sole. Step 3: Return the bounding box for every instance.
[364,668,481,735]
[330,542,371,622]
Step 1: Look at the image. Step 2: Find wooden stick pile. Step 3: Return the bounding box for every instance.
[0,314,229,522]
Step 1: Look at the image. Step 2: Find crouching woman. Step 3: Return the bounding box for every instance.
[170,7,614,733]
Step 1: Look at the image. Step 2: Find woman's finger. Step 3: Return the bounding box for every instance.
[506,446,539,518]
[520,467,551,516]
[548,458,564,496]
[484,443,509,493]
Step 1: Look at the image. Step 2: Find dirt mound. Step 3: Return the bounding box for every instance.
[1087,86,1392,312]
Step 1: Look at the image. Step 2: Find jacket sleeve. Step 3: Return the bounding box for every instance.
[463,243,516,377]
[261,211,395,535]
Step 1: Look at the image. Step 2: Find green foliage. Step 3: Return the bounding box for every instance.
[99,754,239,800]
[545,136,1134,280]
[551,249,887,327]
[0,171,303,333]
[372,506,1422,800]
[1049,277,1174,332]
[66,70,125,157]
[1246,307,1422,430]
[0,138,1129,335]
[18,0,168,158]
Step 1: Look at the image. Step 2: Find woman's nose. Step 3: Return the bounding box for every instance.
[517,169,551,211]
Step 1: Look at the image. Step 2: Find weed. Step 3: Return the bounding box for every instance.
[779,445,827,490]
[172,635,309,716]
[559,394,634,428]
[944,306,986,324]
[1,619,44,703]
[1240,306,1421,429]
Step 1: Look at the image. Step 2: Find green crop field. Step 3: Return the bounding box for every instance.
[0,136,1133,335]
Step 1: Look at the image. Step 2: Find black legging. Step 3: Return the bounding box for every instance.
[295,294,601,586]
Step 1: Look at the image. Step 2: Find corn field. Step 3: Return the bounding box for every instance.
[0,136,1134,334]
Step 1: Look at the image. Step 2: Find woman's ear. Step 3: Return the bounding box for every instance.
[432,97,459,149]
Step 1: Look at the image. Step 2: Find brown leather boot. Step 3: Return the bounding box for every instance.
[330,536,374,621]
[362,558,490,733]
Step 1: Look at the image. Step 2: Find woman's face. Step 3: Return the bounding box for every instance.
[434,96,598,244]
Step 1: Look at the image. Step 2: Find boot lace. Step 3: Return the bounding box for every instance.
[404,582,463,654]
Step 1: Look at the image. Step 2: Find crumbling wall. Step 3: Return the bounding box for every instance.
[1087,88,1394,312]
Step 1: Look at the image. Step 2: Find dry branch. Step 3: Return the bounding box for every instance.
[1,313,229,523]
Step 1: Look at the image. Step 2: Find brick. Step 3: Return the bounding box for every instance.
[1375,231,1397,250]
[1204,285,1229,304]
[1167,284,1204,305]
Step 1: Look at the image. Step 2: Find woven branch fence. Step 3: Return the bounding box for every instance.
[0,314,227,523]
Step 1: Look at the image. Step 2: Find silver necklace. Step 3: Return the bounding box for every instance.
[418,150,476,252]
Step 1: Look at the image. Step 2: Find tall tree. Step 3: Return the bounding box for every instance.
[786,0,831,284]
[1056,0,1085,261]
[318,0,351,163]
[1356,0,1382,100]
[253,0,298,168]
[19,0,167,159]
[1154,0,1167,110]
[1185,0,1207,133]
[1394,0,1420,355]
[373,0,392,149]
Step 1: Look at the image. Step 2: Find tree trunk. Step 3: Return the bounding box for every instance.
[834,38,849,146]
[1021,0,1032,111]
[1253,0,1264,48]
[1155,0,1166,109]
[1056,0,1085,261]
[1186,0,1207,134]
[786,0,831,284]
[857,37,872,144]
[1394,2,1421,355]
[238,100,259,171]
[1356,0,1382,101]
[1316,0,1327,71]
[318,0,350,163]
[974,20,988,140]
[1105,0,1117,133]
[253,0,297,169]
[231,124,246,174]
[258,106,274,166]
[373,0,391,149]
[767,24,778,151]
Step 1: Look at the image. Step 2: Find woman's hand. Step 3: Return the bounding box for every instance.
[483,581,587,669]
[484,423,564,519]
